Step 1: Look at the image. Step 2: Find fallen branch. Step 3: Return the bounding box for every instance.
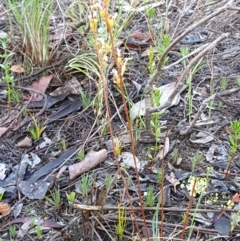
[143,0,235,136]
[68,149,107,180]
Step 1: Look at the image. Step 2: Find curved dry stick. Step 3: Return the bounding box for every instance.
[149,33,228,115]
[144,0,234,95]
[143,0,234,136]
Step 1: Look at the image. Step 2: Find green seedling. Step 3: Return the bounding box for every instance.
[122,163,129,173]
[236,77,240,87]
[231,210,240,232]
[80,91,91,108]
[157,169,163,184]
[229,120,240,156]
[126,177,132,187]
[66,53,100,81]
[180,46,203,121]
[0,188,5,201]
[9,225,16,240]
[180,46,189,68]
[218,101,223,108]
[61,139,67,151]
[45,190,61,209]
[172,148,179,163]
[220,77,228,90]
[79,174,92,198]
[77,149,85,161]
[0,37,19,103]
[157,34,170,65]
[144,185,155,207]
[36,225,42,239]
[182,213,188,223]
[66,191,76,205]
[105,175,112,189]
[7,0,54,66]
[30,218,35,227]
[150,87,162,149]
[191,150,202,171]
[146,6,155,19]
[148,45,156,75]
[116,204,126,241]
[225,121,240,176]
[114,137,122,156]
[29,116,45,140]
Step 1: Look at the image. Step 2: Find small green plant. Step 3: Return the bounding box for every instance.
[146,6,155,19]
[172,148,179,163]
[236,77,240,87]
[229,120,240,156]
[45,190,61,209]
[66,191,76,205]
[35,225,42,239]
[30,218,35,227]
[148,45,156,75]
[7,0,54,66]
[225,121,240,176]
[231,209,240,232]
[61,139,67,151]
[116,204,126,241]
[66,53,100,81]
[182,213,188,223]
[218,101,223,108]
[144,186,155,207]
[180,46,203,121]
[29,116,45,140]
[156,169,163,184]
[80,91,91,108]
[220,77,228,91]
[114,137,122,156]
[9,225,16,240]
[126,177,132,186]
[77,149,85,161]
[105,175,112,189]
[0,188,5,201]
[157,34,171,65]
[122,163,129,173]
[180,46,189,68]
[150,87,162,157]
[191,150,202,171]
[0,37,20,103]
[79,174,92,198]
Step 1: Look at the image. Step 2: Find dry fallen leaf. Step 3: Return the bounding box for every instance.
[232,193,240,203]
[10,65,25,73]
[16,136,32,148]
[28,75,53,101]
[130,82,187,121]
[130,28,151,42]
[0,202,11,216]
[50,77,83,96]
[69,149,107,180]
[0,127,8,137]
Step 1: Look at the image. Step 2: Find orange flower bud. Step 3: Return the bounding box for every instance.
[107,16,114,29]
[99,10,105,19]
[89,18,98,32]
